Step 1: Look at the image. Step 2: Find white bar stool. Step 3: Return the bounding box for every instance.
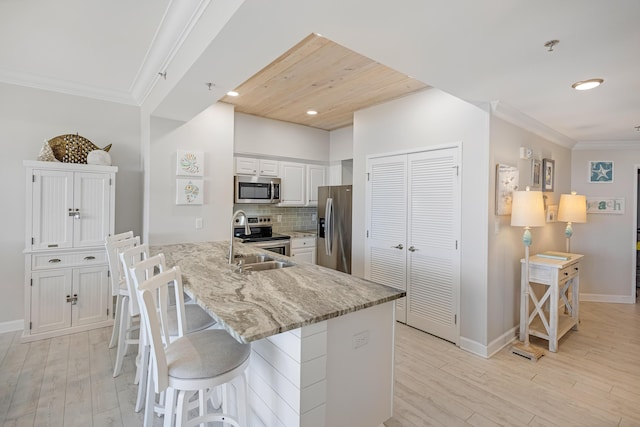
[138,267,249,426]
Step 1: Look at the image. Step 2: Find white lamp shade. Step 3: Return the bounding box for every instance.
[511,190,546,227]
[558,193,587,223]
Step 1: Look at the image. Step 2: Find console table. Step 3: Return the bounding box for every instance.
[520,253,583,352]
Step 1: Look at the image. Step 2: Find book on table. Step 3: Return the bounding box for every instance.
[536,251,571,261]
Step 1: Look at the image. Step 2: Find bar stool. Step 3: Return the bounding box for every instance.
[105,233,141,377]
[138,267,249,426]
[105,231,134,349]
[122,251,217,420]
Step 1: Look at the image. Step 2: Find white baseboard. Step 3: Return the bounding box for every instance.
[0,319,24,334]
[459,326,518,359]
[580,293,635,304]
[459,336,489,358]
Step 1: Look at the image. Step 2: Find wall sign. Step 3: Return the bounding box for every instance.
[586,197,624,214]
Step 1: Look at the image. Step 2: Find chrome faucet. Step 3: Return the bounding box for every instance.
[229,210,251,264]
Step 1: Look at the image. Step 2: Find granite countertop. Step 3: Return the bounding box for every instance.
[281,230,317,238]
[151,241,404,343]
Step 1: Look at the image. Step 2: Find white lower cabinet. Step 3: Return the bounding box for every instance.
[26,252,111,339]
[291,237,316,264]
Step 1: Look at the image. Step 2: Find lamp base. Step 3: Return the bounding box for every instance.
[511,342,544,361]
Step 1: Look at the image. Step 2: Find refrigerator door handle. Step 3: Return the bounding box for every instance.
[325,197,333,256]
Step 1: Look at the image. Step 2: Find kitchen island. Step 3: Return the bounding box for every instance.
[152,241,405,427]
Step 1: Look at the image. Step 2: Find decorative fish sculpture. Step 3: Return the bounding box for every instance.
[46,134,112,164]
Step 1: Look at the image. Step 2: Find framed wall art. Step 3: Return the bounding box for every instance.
[531,158,542,189]
[589,161,613,183]
[542,158,555,192]
[495,164,519,215]
[176,149,204,176]
[176,179,203,205]
[586,197,624,214]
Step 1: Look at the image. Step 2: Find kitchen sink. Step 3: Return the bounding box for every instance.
[234,254,274,264]
[236,260,294,273]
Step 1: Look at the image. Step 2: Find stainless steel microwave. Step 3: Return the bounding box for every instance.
[234,176,281,204]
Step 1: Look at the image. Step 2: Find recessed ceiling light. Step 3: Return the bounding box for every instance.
[227,91,239,97]
[571,78,604,91]
[306,110,318,116]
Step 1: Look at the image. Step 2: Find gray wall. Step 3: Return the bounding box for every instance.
[570,147,640,302]
[0,82,143,326]
[352,88,491,352]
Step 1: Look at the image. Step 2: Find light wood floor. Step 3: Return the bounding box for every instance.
[1,301,638,426]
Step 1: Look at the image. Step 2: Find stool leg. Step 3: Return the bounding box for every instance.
[163,388,176,427]
[109,294,122,348]
[135,342,150,412]
[235,372,248,427]
[143,367,155,427]
[112,296,130,377]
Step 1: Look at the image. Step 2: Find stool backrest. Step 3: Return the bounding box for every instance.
[105,233,139,296]
[138,266,187,393]
[119,243,149,316]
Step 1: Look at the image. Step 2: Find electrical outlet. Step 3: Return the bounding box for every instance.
[195,218,203,229]
[352,330,370,349]
[312,214,317,221]
[277,215,282,223]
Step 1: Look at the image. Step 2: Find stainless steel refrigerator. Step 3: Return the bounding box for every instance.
[317,185,352,274]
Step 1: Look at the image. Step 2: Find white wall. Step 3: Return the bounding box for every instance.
[329,126,353,161]
[570,147,640,302]
[234,113,329,161]
[0,82,142,326]
[149,103,235,244]
[487,117,572,349]
[352,88,491,348]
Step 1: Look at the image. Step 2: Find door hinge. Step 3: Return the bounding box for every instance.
[109,178,112,186]
[32,174,36,183]
[367,172,370,181]
[453,165,459,176]
[366,230,369,238]
[107,270,110,278]
[31,237,34,245]
[455,240,458,249]
[107,308,109,316]
[30,278,33,287]
[454,314,457,325]
[29,322,32,330]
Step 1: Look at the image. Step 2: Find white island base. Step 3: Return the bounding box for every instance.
[247,301,395,427]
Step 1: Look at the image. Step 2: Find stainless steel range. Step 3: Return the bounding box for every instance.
[233,215,291,256]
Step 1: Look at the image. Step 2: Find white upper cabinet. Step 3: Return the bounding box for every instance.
[28,163,115,251]
[235,157,279,177]
[306,165,327,207]
[279,162,306,206]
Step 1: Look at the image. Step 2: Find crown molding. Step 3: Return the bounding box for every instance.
[0,68,136,105]
[488,100,576,149]
[573,140,640,151]
[130,0,211,105]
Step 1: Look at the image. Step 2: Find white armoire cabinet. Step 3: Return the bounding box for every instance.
[23,161,117,342]
[365,147,461,344]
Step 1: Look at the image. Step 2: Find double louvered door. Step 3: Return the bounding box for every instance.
[365,147,460,344]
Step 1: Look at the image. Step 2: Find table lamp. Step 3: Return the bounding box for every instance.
[510,187,546,361]
[558,192,587,253]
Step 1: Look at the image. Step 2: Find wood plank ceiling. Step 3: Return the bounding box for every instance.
[219,33,429,130]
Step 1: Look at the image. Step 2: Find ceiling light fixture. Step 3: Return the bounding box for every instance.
[227,91,239,97]
[571,78,604,91]
[306,110,318,116]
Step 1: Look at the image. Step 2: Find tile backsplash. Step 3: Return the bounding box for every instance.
[233,204,317,233]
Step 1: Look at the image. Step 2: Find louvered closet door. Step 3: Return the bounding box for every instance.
[407,148,460,343]
[365,155,408,323]
[73,173,111,248]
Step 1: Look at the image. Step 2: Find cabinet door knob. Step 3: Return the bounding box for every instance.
[48,258,61,263]
[392,244,404,250]
[84,256,96,261]
[408,246,417,252]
